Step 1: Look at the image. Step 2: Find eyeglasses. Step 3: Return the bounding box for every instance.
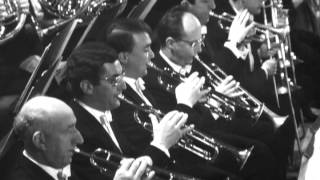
[103,72,125,87]
[178,37,204,49]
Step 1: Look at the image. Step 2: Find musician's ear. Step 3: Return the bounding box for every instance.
[80,80,94,95]
[32,131,46,150]
[166,37,176,50]
[118,52,128,65]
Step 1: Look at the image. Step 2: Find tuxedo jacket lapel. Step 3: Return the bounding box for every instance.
[124,84,159,108]
[69,100,122,154]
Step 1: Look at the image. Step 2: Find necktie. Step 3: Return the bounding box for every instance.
[179,65,192,76]
[134,79,158,128]
[135,78,152,106]
[57,170,67,180]
[100,114,122,152]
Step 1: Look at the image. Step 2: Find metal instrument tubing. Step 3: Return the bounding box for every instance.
[74,147,201,180]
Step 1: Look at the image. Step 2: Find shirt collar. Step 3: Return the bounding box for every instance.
[123,76,147,96]
[76,100,112,123]
[23,150,71,180]
[123,76,138,92]
[123,76,137,87]
[159,49,192,76]
[201,26,207,36]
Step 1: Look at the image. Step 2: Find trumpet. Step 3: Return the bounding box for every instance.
[209,11,289,42]
[117,94,253,170]
[194,55,288,128]
[74,147,200,180]
[147,61,252,121]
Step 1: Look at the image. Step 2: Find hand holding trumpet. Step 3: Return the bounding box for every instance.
[114,157,154,180]
[214,75,243,98]
[152,111,192,150]
[175,72,209,107]
[228,10,255,45]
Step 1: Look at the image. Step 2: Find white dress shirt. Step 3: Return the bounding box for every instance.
[23,150,71,180]
[123,76,170,157]
[77,100,122,152]
[159,50,191,76]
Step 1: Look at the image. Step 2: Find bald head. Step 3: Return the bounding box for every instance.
[14,96,83,168]
[182,12,202,38]
[14,96,73,139]
[157,5,202,48]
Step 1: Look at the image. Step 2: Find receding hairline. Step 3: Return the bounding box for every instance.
[14,96,72,135]
[181,12,202,36]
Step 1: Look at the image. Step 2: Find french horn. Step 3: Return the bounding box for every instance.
[0,0,29,45]
[29,0,127,36]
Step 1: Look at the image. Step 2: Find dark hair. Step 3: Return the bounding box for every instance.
[186,0,195,4]
[155,5,190,47]
[66,42,118,98]
[106,18,152,53]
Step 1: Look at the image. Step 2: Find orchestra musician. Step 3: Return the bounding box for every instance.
[64,42,192,180]
[4,96,155,180]
[182,1,296,179]
[107,12,280,180]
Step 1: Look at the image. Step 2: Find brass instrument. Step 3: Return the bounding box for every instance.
[147,61,252,121]
[263,0,302,155]
[209,11,289,43]
[74,147,200,180]
[0,0,29,45]
[118,94,253,170]
[29,0,126,36]
[194,55,288,129]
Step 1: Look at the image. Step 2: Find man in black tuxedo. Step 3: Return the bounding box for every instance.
[65,42,191,180]
[106,11,280,180]
[179,1,295,179]
[106,19,227,179]
[4,96,154,180]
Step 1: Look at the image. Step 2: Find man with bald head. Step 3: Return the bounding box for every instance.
[4,96,83,180]
[143,5,280,180]
[4,96,157,180]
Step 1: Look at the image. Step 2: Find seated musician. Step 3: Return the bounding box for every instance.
[4,96,155,180]
[106,14,280,179]
[64,42,191,180]
[182,1,294,179]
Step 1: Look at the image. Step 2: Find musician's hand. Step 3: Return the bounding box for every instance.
[175,72,209,107]
[261,58,277,77]
[257,42,280,60]
[314,129,320,154]
[215,75,243,98]
[114,157,154,180]
[153,111,192,149]
[228,10,255,45]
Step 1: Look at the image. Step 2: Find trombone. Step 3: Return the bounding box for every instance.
[194,55,288,129]
[117,94,253,170]
[74,147,200,180]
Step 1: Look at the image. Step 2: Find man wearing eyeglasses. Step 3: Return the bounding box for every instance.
[136,6,279,180]
[4,96,155,180]
[65,42,191,180]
